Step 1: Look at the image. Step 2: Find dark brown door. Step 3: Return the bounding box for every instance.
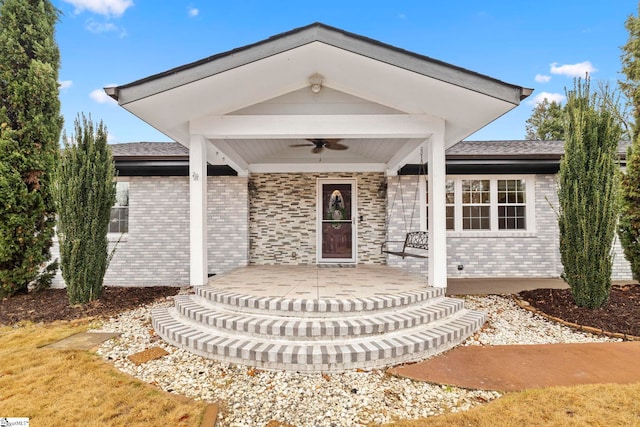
[319,180,355,262]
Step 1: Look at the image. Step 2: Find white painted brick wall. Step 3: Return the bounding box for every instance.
[52,175,249,287]
[386,174,634,280]
[50,171,633,288]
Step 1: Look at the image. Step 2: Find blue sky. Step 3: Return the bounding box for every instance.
[54,0,636,143]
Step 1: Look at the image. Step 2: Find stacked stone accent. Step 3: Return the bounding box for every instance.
[152,285,485,372]
[249,172,386,265]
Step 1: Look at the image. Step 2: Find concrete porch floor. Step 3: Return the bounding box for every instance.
[207,265,571,298]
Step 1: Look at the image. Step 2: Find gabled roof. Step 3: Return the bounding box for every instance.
[106,22,532,174]
[108,23,531,106]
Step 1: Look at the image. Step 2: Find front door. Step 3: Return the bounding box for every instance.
[317,179,356,263]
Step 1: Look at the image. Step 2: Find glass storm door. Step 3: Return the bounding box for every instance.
[318,179,356,263]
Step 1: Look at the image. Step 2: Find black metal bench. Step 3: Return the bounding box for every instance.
[381,231,429,259]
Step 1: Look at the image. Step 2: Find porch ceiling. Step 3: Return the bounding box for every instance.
[108,23,531,175]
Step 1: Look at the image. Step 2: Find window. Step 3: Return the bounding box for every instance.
[498,179,526,230]
[445,180,455,230]
[462,179,490,230]
[109,181,129,233]
[425,176,533,232]
[426,179,456,230]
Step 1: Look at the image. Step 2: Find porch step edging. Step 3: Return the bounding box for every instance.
[173,294,464,340]
[151,306,485,373]
[194,286,445,317]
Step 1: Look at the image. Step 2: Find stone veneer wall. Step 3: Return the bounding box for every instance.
[52,175,249,287]
[249,173,386,264]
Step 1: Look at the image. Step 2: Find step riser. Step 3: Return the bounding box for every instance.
[195,287,445,316]
[152,309,485,373]
[174,296,464,340]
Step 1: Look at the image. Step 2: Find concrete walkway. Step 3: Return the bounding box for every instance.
[388,341,640,391]
[394,279,640,392]
[446,277,569,296]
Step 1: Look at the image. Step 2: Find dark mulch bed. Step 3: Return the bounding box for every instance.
[1,285,638,339]
[0,286,181,326]
[519,284,640,337]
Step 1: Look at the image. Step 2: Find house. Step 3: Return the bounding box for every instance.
[52,138,631,288]
[97,22,535,287]
[51,22,634,288]
[49,23,632,372]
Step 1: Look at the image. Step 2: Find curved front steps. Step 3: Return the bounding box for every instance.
[151,287,486,373]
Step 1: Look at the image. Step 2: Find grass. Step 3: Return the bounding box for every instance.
[2,320,639,426]
[0,320,207,427]
[385,383,640,427]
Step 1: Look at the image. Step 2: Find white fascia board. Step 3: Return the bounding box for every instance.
[190,114,438,139]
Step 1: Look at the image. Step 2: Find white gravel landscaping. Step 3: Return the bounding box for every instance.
[94,292,617,427]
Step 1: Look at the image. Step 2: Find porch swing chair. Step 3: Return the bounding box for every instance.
[380,155,429,259]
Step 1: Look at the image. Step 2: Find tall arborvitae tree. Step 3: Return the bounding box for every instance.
[0,0,63,297]
[56,115,116,304]
[525,98,565,140]
[558,78,621,309]
[618,5,640,280]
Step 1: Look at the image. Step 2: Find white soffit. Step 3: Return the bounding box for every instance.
[118,43,522,147]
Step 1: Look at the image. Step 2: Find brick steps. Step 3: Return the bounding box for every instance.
[151,286,486,373]
[174,294,464,340]
[195,286,445,316]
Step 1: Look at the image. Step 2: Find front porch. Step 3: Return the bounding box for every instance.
[151,265,485,372]
[203,264,427,298]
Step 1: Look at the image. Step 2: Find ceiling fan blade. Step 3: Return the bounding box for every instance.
[325,141,348,150]
[289,143,313,148]
[312,145,323,154]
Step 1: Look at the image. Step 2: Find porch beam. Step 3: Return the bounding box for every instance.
[207,140,250,176]
[385,139,427,176]
[249,162,386,174]
[189,135,208,286]
[190,114,438,139]
[428,130,447,288]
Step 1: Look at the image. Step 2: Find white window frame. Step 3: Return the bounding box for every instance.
[108,178,129,240]
[426,175,537,237]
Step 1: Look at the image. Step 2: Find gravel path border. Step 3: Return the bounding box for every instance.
[93,293,617,426]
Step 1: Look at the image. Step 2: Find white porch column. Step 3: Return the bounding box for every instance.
[428,132,447,288]
[189,135,208,286]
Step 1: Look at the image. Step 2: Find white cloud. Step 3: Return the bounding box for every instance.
[527,91,566,106]
[534,74,551,83]
[89,88,117,104]
[86,19,116,33]
[63,0,134,17]
[550,61,597,78]
[188,6,199,17]
[59,80,73,90]
[85,19,127,37]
